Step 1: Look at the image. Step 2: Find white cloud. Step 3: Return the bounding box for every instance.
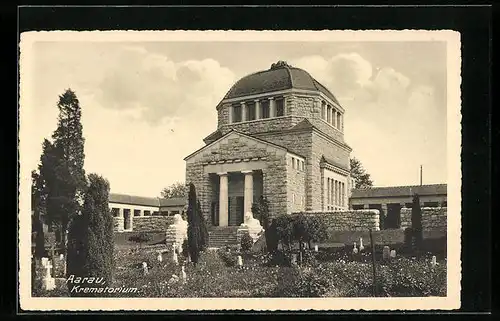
[294,52,445,186]
[27,43,236,196]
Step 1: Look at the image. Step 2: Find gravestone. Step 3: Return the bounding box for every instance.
[42,259,55,291]
[142,262,149,275]
[431,255,437,267]
[181,265,187,283]
[157,252,163,262]
[382,246,391,260]
[390,249,396,258]
[237,255,243,267]
[314,244,319,252]
[291,254,298,266]
[172,246,179,265]
[359,238,365,251]
[352,242,358,254]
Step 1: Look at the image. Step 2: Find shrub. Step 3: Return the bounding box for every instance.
[240,232,253,253]
[276,267,331,297]
[128,232,153,248]
[217,248,237,267]
[66,174,114,297]
[273,215,294,251]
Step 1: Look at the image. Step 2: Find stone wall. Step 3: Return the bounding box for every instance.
[310,132,351,211]
[131,216,175,232]
[286,156,307,214]
[113,217,124,233]
[219,115,304,136]
[294,210,380,231]
[186,134,289,222]
[400,207,447,231]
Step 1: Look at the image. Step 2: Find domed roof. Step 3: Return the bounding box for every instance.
[223,61,340,105]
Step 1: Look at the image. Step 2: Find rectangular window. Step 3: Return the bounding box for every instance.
[327,106,331,123]
[275,98,285,117]
[423,202,439,208]
[321,101,326,119]
[352,204,364,210]
[247,101,256,121]
[327,178,331,205]
[233,104,242,123]
[261,100,270,118]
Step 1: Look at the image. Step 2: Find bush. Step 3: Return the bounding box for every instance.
[276,266,331,297]
[217,248,237,267]
[128,232,153,244]
[240,232,253,253]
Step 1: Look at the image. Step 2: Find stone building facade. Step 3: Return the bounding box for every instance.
[185,61,353,227]
[349,184,447,230]
[108,193,186,232]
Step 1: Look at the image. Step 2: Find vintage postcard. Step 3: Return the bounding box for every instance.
[18,30,461,311]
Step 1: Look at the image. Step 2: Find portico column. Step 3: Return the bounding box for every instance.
[254,99,261,119]
[269,97,276,117]
[218,172,229,227]
[242,170,254,217]
[241,102,247,122]
[332,109,337,127]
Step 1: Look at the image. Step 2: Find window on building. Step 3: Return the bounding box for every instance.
[144,210,151,216]
[111,208,119,217]
[232,104,242,123]
[321,101,326,120]
[442,201,447,207]
[133,209,140,217]
[352,204,364,210]
[275,97,285,117]
[423,202,439,208]
[327,105,331,123]
[171,210,180,215]
[247,101,256,121]
[291,157,295,169]
[261,100,270,118]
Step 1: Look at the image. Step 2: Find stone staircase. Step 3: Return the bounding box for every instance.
[207,226,240,249]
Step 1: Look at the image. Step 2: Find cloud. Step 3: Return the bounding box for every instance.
[292,52,445,186]
[95,46,236,125]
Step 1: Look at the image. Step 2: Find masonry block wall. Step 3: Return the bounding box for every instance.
[112,216,175,233]
[293,210,380,231]
[400,207,447,231]
[286,155,307,214]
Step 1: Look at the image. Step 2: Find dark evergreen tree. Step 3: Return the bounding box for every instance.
[67,174,114,296]
[186,183,201,264]
[196,200,208,251]
[31,170,46,258]
[41,89,86,254]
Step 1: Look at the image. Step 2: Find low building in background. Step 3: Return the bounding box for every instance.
[349,184,447,229]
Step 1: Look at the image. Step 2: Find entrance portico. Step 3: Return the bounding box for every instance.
[213,169,263,227]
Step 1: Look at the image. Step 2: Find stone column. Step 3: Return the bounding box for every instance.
[218,172,229,227]
[255,99,261,120]
[327,105,331,123]
[228,104,233,124]
[332,109,337,127]
[269,97,276,118]
[242,170,254,217]
[118,208,124,218]
[241,102,247,122]
[322,102,327,120]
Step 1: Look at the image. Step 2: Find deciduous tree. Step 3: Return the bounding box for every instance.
[350,157,373,189]
[161,182,188,199]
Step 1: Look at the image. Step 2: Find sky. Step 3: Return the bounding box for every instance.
[23,38,448,198]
